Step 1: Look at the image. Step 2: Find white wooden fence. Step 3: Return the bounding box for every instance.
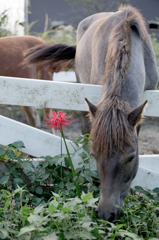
[0,73,158,190]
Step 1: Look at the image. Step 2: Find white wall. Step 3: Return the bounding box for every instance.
[0,0,25,35]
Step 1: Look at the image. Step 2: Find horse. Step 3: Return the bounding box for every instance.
[25,5,159,221]
[0,35,52,127]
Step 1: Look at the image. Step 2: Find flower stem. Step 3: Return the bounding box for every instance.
[60,135,63,179]
[60,128,75,176]
[60,127,80,197]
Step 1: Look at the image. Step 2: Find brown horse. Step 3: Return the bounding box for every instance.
[25,5,159,220]
[0,35,52,127]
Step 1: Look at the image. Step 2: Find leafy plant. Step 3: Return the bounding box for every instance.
[0,10,11,37]
[151,34,159,65]
[0,138,159,239]
[0,186,158,239]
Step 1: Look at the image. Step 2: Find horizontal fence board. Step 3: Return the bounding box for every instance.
[132,154,159,189]
[132,166,159,189]
[0,76,101,112]
[0,76,159,116]
[142,90,159,117]
[54,71,76,83]
[0,115,77,159]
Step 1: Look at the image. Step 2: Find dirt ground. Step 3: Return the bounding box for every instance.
[0,105,159,155]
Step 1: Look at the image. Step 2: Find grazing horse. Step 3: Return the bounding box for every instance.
[25,5,159,220]
[0,35,52,127]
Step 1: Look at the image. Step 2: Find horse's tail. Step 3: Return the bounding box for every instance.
[103,5,150,98]
[24,43,76,72]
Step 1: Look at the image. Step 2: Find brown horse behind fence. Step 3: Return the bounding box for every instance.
[0,35,52,127]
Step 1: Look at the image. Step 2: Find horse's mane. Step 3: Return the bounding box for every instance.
[90,5,149,156]
[103,4,150,98]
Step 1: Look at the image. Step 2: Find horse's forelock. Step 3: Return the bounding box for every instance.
[90,97,133,158]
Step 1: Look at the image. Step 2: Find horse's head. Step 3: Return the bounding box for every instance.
[85,98,147,221]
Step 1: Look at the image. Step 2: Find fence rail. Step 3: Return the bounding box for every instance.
[0,76,159,115]
[0,75,158,189]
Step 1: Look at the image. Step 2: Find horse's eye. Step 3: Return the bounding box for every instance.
[127,154,135,163]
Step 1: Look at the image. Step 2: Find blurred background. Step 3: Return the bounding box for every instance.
[0,0,159,62]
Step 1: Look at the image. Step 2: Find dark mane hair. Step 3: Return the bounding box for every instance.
[103,5,150,98]
[90,97,133,156]
[90,5,149,156]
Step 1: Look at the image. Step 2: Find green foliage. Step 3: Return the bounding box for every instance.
[0,10,11,37]
[0,137,99,205]
[0,137,159,239]
[0,186,158,239]
[151,34,159,64]
[36,25,76,45]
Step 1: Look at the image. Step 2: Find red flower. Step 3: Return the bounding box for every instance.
[44,111,74,130]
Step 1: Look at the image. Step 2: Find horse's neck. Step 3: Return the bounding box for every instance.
[101,31,146,109]
[121,31,146,108]
[144,40,159,90]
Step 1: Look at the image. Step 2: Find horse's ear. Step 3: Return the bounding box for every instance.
[128,100,148,126]
[85,98,97,118]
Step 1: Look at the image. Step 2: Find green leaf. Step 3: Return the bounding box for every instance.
[28,213,47,225]
[0,228,9,238]
[5,149,15,159]
[0,174,10,184]
[21,161,33,171]
[43,233,58,240]
[52,192,60,199]
[8,141,25,149]
[79,152,88,160]
[67,183,75,191]
[119,230,143,239]
[64,156,70,168]
[4,199,10,208]
[82,192,93,202]
[0,145,5,155]
[116,224,126,230]
[49,199,59,208]
[76,231,96,239]
[148,238,159,240]
[83,144,90,153]
[18,226,36,236]
[61,207,71,213]
[35,186,43,195]
[42,173,50,181]
[153,187,159,193]
[85,175,93,183]
[49,204,55,212]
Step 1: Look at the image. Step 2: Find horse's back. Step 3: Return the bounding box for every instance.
[0,36,51,80]
[77,12,113,42]
[0,36,45,50]
[75,11,126,84]
[75,7,158,94]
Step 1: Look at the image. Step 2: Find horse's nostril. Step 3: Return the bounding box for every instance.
[108,212,116,222]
